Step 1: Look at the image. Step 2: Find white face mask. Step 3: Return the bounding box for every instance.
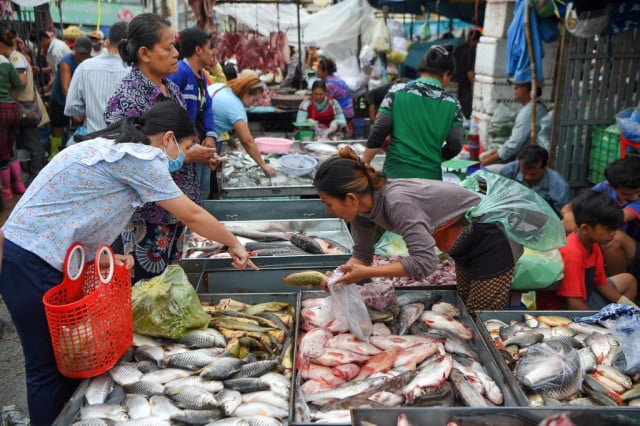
[166,136,185,172]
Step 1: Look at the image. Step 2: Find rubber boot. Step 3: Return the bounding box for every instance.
[0,169,12,202]
[9,160,26,194]
[48,136,62,162]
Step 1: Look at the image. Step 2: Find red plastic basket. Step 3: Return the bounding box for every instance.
[43,243,132,378]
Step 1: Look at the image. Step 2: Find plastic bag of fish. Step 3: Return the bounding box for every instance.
[294,290,507,425]
[71,297,296,426]
[482,312,640,407]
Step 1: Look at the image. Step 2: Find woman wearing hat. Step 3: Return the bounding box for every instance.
[363,45,465,180]
[209,74,276,176]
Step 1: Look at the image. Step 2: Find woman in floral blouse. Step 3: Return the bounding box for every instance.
[105,13,219,280]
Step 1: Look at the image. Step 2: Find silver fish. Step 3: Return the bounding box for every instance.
[402,354,453,402]
[502,333,544,348]
[395,303,425,336]
[165,385,218,409]
[141,368,192,384]
[72,420,112,426]
[132,333,162,347]
[178,329,227,349]
[123,394,151,419]
[585,332,611,362]
[168,350,221,370]
[567,322,610,335]
[80,404,129,421]
[241,390,289,410]
[105,384,126,405]
[125,380,164,397]
[149,395,181,420]
[85,373,114,405]
[304,376,389,406]
[621,383,640,401]
[258,372,291,398]
[231,360,279,379]
[200,357,245,380]
[239,415,283,426]
[205,418,251,426]
[217,389,243,416]
[113,417,170,426]
[396,292,441,308]
[110,364,144,387]
[134,345,167,366]
[130,360,161,374]
[430,301,460,318]
[421,311,473,340]
[578,347,597,373]
[170,409,223,425]
[164,375,224,394]
[231,401,288,418]
[449,368,492,407]
[223,377,270,393]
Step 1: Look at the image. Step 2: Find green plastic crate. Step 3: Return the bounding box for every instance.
[588,126,620,183]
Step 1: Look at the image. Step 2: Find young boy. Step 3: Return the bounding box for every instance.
[538,190,638,310]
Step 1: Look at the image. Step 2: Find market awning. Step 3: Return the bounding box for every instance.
[367,0,486,25]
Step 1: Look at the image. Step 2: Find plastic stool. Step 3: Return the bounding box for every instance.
[620,134,640,159]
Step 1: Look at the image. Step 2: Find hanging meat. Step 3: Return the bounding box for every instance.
[189,0,216,33]
[215,31,290,76]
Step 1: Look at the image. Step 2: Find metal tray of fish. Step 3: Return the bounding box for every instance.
[351,406,640,426]
[475,310,618,408]
[182,218,354,273]
[290,289,520,425]
[54,292,299,425]
[218,141,385,198]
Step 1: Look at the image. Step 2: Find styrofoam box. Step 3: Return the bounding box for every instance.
[475,36,508,77]
[483,0,517,38]
[472,74,553,115]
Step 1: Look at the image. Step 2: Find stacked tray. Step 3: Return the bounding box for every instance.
[54,292,299,425]
[291,289,520,425]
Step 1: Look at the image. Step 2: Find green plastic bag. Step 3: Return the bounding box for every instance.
[461,170,566,251]
[374,231,409,258]
[132,265,210,339]
[512,248,564,290]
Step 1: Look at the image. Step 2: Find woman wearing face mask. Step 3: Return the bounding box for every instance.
[105,13,218,280]
[209,74,276,177]
[0,101,257,426]
[296,79,347,139]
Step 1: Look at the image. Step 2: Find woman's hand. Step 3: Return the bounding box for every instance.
[185,144,217,165]
[98,253,134,273]
[262,164,277,177]
[228,244,259,271]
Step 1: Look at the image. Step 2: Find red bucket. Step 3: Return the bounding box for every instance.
[43,243,132,378]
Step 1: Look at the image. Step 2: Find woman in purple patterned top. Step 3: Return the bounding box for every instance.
[105,13,220,280]
[316,57,354,122]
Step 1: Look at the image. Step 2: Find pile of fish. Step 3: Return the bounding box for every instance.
[222,151,314,189]
[185,227,350,260]
[481,312,640,407]
[372,255,457,287]
[71,298,295,425]
[294,290,507,424]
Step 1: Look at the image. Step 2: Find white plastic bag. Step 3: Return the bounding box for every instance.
[370,18,390,53]
[327,269,372,341]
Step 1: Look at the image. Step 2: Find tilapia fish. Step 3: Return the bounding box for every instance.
[282,270,328,289]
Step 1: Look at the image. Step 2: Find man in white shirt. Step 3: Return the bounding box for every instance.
[88,30,107,57]
[65,22,130,132]
[37,30,70,94]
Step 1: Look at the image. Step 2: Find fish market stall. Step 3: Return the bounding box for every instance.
[291,289,520,425]
[217,140,385,198]
[54,292,298,425]
[476,310,640,408]
[351,406,640,426]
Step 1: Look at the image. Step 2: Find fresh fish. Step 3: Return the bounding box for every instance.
[499,323,532,340]
[310,348,372,366]
[304,375,389,406]
[105,384,127,405]
[354,349,397,380]
[396,291,441,308]
[72,419,112,426]
[501,333,544,348]
[131,360,161,374]
[168,350,221,370]
[299,364,345,388]
[141,368,192,384]
[165,384,219,410]
[110,365,144,387]
[170,409,223,425]
[430,301,460,318]
[282,270,328,288]
[205,418,250,426]
[588,371,626,393]
[135,345,168,366]
[394,342,440,371]
[523,313,539,328]
[585,332,611,363]
[199,357,245,380]
[230,360,278,379]
[243,301,291,315]
[113,417,170,426]
[567,397,596,406]
[149,395,182,420]
[288,232,325,254]
[125,380,165,397]
[241,390,289,410]
[223,377,271,393]
[217,389,243,416]
[296,328,332,368]
[80,404,129,421]
[132,333,162,347]
[123,394,151,419]
[85,373,114,405]
[303,142,339,154]
[369,334,442,351]
[595,364,632,390]
[578,347,597,373]
[395,303,425,335]
[421,311,473,340]
[372,322,392,335]
[622,383,640,401]
[164,375,224,394]
[550,325,577,338]
[567,322,610,335]
[258,372,291,397]
[239,415,283,426]
[582,383,620,406]
[327,334,382,356]
[537,315,572,327]
[231,401,288,418]
[402,354,453,402]
[310,236,350,255]
[443,335,478,358]
[449,368,492,407]
[178,329,227,349]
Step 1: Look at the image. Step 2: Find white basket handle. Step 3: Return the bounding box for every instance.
[63,242,85,281]
[95,245,115,285]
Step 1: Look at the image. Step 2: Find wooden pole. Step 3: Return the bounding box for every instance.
[524,0,537,144]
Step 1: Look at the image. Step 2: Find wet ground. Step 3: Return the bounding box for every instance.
[0,297,28,418]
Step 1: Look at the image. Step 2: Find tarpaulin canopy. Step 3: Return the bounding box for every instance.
[367,0,486,25]
[214,3,310,42]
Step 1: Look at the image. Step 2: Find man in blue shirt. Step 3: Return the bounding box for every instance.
[169,28,218,200]
[500,144,570,216]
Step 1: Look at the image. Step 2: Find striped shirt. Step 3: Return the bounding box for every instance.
[64,52,130,132]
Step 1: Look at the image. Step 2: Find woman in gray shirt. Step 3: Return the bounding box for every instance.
[313,146,516,314]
